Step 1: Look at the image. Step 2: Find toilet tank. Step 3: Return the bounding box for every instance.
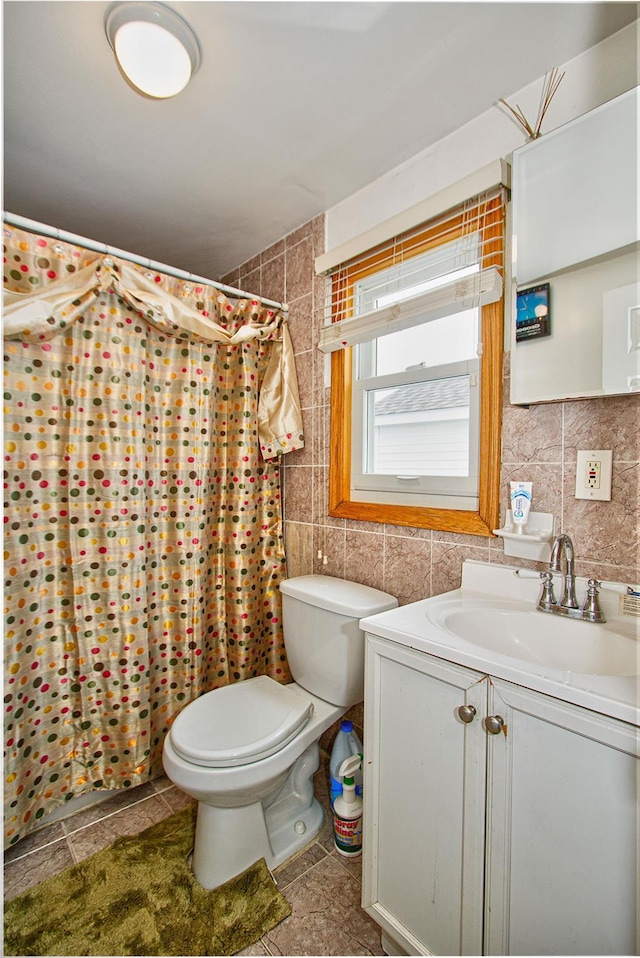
[279,575,397,707]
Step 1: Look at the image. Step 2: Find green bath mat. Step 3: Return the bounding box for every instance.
[4,804,291,956]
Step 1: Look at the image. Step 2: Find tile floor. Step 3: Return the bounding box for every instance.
[4,753,385,957]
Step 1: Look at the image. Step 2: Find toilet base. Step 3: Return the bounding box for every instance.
[191,742,324,889]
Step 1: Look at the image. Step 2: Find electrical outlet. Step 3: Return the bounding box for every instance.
[575,450,612,501]
[586,460,601,489]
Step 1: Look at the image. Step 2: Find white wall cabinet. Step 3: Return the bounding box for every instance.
[362,634,638,956]
[510,85,639,403]
[512,87,637,286]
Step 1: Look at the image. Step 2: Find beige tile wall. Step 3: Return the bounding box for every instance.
[223,214,640,604]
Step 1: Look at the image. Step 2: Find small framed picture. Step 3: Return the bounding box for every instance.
[516,282,551,342]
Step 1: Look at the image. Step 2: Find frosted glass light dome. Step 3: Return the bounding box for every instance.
[105,2,202,99]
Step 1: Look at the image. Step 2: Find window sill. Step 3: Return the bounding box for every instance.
[328,496,497,537]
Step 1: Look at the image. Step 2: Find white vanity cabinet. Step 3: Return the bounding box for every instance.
[362,634,638,956]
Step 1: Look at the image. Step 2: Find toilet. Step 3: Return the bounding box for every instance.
[162,574,397,889]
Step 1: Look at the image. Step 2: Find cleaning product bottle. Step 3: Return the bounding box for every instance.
[329,719,363,807]
[333,754,363,857]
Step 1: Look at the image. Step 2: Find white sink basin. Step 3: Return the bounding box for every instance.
[426,598,639,677]
[361,562,640,725]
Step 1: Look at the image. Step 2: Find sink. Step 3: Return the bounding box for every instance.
[426,598,639,677]
[360,561,640,725]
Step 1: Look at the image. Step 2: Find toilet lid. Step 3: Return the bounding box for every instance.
[169,675,314,767]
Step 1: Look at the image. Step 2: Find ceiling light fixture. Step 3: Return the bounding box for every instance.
[104,1,202,99]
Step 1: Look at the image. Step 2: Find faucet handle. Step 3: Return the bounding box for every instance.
[537,570,557,611]
[582,579,606,623]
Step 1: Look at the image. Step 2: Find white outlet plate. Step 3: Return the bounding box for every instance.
[575,449,613,501]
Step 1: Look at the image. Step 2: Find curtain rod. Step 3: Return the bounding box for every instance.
[3,211,287,312]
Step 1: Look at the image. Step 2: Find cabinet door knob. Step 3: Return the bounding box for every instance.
[485,714,505,735]
[457,704,477,723]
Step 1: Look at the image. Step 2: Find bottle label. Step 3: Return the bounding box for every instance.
[334,814,362,854]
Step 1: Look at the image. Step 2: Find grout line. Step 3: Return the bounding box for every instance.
[279,845,333,892]
[276,839,331,894]
[8,788,179,867]
[67,834,83,866]
[61,791,169,841]
[330,850,364,885]
[157,790,188,815]
[5,832,71,866]
[258,938,277,956]
[151,780,175,796]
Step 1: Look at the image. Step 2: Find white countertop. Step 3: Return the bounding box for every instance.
[360,560,639,726]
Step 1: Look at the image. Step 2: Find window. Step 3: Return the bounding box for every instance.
[322,190,505,536]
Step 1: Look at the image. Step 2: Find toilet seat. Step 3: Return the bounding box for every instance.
[168,675,314,768]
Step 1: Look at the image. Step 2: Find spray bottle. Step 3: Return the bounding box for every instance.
[333,754,363,857]
[328,719,363,807]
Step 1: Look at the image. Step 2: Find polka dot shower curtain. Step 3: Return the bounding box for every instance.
[3,225,304,846]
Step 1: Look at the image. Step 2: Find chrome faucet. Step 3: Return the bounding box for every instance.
[550,534,579,610]
[537,534,605,623]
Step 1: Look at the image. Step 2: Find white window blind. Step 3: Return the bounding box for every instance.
[318,187,506,355]
[318,267,502,353]
[316,158,510,276]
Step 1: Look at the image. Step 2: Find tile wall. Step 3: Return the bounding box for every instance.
[222,214,639,604]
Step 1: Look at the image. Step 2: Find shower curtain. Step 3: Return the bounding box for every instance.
[3,225,304,847]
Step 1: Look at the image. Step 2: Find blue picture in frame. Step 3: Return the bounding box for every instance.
[516,282,551,342]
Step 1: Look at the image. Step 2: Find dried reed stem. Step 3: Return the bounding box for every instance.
[499,67,565,139]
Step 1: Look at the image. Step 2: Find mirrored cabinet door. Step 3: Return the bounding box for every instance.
[510,86,639,405]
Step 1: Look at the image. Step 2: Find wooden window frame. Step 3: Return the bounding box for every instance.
[328,195,504,537]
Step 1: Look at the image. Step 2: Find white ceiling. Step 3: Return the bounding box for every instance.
[3,1,637,279]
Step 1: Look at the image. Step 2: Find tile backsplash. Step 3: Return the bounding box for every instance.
[223,214,639,603]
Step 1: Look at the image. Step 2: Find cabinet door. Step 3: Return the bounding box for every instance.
[485,679,639,956]
[362,635,487,956]
[512,87,638,285]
